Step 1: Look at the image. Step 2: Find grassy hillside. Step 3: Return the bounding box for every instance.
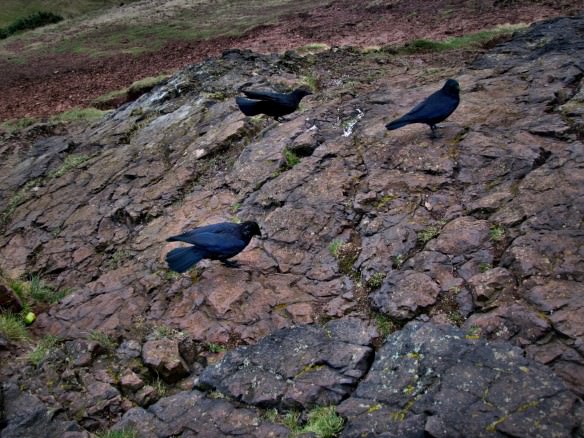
[0,0,143,27]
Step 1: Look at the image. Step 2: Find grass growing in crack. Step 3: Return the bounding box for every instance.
[489,224,505,241]
[8,275,70,307]
[373,312,397,339]
[28,335,60,366]
[283,148,301,169]
[49,154,90,178]
[479,262,493,273]
[375,194,395,210]
[392,254,405,269]
[206,342,226,353]
[303,406,344,438]
[88,331,118,352]
[150,324,184,340]
[365,272,386,290]
[329,240,361,277]
[29,275,69,303]
[465,325,481,340]
[95,429,137,438]
[0,314,29,342]
[0,179,40,228]
[417,226,440,244]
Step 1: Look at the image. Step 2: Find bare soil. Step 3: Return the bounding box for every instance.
[1,0,582,122]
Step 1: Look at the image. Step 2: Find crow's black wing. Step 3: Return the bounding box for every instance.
[242,89,288,104]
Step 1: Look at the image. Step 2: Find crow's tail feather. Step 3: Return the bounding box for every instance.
[236,96,262,116]
[385,117,411,130]
[165,247,206,273]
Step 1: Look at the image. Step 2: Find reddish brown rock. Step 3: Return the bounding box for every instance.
[142,339,190,383]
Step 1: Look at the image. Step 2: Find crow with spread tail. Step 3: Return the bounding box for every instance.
[236,87,312,121]
[386,79,460,137]
[165,221,261,273]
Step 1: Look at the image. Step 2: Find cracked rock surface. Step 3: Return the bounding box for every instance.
[1,14,584,438]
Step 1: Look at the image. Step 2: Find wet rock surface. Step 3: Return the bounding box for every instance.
[1,14,584,437]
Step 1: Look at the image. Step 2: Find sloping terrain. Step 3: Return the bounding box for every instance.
[0,0,582,121]
[1,13,584,438]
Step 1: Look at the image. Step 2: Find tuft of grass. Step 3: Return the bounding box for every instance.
[366,272,386,290]
[52,107,109,123]
[328,240,344,258]
[0,116,38,133]
[417,226,440,244]
[127,74,170,96]
[49,154,90,178]
[398,24,526,54]
[0,314,29,342]
[95,429,137,438]
[465,325,481,340]
[373,312,396,339]
[88,331,118,352]
[303,406,345,438]
[296,43,330,55]
[206,342,226,353]
[29,275,69,303]
[150,325,183,340]
[283,148,301,169]
[28,335,60,366]
[230,202,242,214]
[489,224,505,242]
[375,194,395,210]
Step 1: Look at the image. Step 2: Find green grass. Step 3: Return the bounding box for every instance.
[0,11,63,39]
[373,312,396,339]
[489,224,505,242]
[283,148,301,169]
[88,331,118,352]
[366,272,386,290]
[398,24,526,54]
[7,275,70,308]
[206,342,226,353]
[279,406,344,437]
[0,314,29,342]
[328,240,344,258]
[0,116,37,133]
[95,429,137,438]
[52,107,109,123]
[28,335,60,366]
[0,0,142,28]
[417,226,440,243]
[28,275,69,303]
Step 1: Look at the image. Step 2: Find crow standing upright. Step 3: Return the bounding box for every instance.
[165,221,261,273]
[235,87,312,121]
[386,79,460,137]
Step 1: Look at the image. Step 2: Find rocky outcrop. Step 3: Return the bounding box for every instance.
[1,14,584,438]
[338,322,582,437]
[199,317,376,409]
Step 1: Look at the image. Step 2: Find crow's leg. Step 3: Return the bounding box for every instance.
[221,259,240,268]
[429,125,440,139]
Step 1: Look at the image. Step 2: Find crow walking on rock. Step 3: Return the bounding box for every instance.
[386,79,460,137]
[236,87,312,121]
[165,221,261,273]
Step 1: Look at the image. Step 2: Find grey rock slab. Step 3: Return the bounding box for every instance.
[199,319,374,409]
[338,322,581,438]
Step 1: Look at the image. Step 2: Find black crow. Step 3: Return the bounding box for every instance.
[386,79,460,137]
[165,221,261,273]
[235,87,312,121]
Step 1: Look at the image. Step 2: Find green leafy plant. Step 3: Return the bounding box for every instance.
[373,312,396,339]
